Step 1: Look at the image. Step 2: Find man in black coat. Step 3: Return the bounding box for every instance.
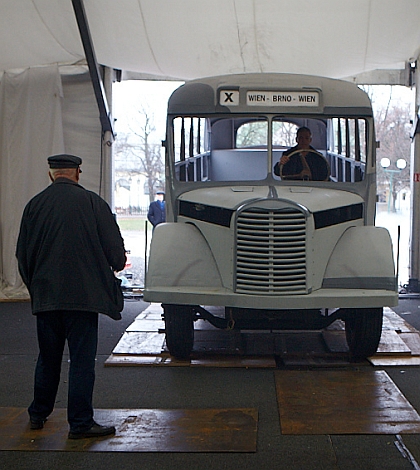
[274,127,330,181]
[147,190,166,228]
[16,154,126,439]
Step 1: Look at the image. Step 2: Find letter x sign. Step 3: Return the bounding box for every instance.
[219,90,239,106]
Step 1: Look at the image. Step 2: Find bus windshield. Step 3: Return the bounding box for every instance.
[172,115,367,183]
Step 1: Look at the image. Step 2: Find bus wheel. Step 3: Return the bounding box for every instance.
[345,308,383,361]
[163,304,194,359]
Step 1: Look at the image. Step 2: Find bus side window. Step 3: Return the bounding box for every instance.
[173,117,209,182]
[328,118,366,182]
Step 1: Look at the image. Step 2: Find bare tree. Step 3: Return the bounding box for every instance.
[375,102,411,212]
[236,121,267,147]
[272,121,298,147]
[362,86,412,212]
[115,106,165,203]
[236,120,298,148]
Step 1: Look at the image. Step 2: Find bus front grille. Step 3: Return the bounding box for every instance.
[235,207,307,294]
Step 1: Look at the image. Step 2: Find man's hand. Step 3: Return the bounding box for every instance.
[280,154,290,165]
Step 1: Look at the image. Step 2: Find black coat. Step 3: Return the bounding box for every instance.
[147,200,166,227]
[274,145,329,181]
[16,178,126,319]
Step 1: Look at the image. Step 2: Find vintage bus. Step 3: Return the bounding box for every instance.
[144,73,398,360]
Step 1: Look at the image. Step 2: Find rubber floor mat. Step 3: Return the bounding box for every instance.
[275,370,420,434]
[0,407,258,452]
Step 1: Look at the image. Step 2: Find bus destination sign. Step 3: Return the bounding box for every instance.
[246,91,319,106]
[219,89,320,107]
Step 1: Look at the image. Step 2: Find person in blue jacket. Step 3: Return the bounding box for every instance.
[147,190,166,228]
[16,154,126,439]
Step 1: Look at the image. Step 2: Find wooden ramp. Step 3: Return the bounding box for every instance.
[0,407,258,452]
[370,309,420,366]
[105,305,420,368]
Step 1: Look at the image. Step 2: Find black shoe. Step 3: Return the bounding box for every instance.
[68,422,116,439]
[30,418,47,430]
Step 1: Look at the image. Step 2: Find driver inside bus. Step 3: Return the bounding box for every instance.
[274,127,330,181]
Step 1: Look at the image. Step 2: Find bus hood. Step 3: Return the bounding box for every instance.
[177,186,364,213]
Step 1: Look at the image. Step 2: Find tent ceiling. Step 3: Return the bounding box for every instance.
[1,0,420,83]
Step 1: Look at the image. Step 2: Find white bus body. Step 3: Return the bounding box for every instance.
[144,73,398,360]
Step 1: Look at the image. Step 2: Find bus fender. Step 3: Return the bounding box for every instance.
[322,226,397,291]
[146,222,222,289]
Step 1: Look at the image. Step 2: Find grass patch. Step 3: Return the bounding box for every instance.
[116,217,151,231]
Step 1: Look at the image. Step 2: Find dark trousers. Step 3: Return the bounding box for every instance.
[28,311,98,432]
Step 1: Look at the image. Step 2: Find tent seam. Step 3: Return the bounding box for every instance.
[233,0,247,72]
[136,0,166,76]
[252,0,263,72]
[363,0,372,72]
[31,0,82,59]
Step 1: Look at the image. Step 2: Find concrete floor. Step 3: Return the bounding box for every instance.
[1,298,420,470]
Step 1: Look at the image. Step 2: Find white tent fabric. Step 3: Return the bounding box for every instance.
[0,67,102,299]
[0,66,64,299]
[1,0,420,81]
[2,1,420,298]
[60,72,103,196]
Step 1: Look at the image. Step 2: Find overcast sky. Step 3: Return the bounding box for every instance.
[113,80,183,142]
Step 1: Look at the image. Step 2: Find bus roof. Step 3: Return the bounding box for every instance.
[167,73,373,117]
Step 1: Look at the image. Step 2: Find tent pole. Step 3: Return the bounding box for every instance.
[409,57,420,293]
[71,0,114,136]
[101,67,114,206]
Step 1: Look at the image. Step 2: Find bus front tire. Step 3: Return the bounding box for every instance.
[163,304,194,359]
[344,308,383,361]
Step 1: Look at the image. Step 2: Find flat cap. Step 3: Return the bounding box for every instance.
[48,154,82,169]
[156,190,165,195]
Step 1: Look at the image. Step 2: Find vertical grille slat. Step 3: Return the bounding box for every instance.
[236,207,307,294]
